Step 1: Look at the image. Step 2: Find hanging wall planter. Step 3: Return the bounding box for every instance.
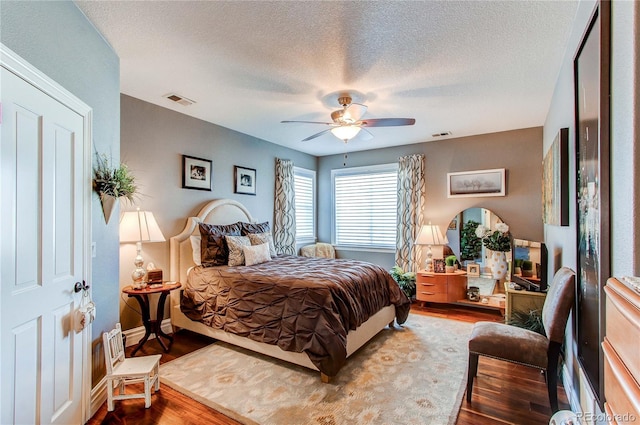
[93,153,137,224]
[99,193,118,224]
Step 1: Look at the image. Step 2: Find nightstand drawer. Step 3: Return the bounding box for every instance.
[416,290,448,303]
[416,279,447,294]
[417,273,447,284]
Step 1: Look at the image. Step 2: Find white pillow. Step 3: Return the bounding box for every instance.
[243,243,271,266]
[190,235,202,266]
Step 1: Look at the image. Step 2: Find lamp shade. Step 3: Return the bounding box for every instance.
[414,223,446,246]
[331,125,361,142]
[119,210,166,243]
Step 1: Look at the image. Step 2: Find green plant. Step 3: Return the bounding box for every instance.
[522,260,533,271]
[475,222,511,252]
[460,220,482,261]
[506,309,545,335]
[445,255,457,267]
[93,153,137,202]
[514,258,523,268]
[389,266,416,299]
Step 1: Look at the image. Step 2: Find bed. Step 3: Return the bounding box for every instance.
[169,198,409,381]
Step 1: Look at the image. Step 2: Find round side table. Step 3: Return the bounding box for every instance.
[122,281,181,356]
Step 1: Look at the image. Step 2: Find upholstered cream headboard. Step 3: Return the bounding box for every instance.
[169,199,254,285]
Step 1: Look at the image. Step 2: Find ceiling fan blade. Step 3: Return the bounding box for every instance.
[358,127,374,141]
[359,118,416,127]
[343,103,367,122]
[281,120,334,125]
[301,128,332,142]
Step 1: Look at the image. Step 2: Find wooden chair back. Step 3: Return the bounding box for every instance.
[103,323,126,375]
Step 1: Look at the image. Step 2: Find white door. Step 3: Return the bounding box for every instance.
[1,65,87,424]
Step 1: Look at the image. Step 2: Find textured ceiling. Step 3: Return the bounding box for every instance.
[75,1,578,156]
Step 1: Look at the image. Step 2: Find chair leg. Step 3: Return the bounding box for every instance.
[144,375,151,408]
[154,366,160,392]
[467,353,479,402]
[106,379,115,412]
[547,343,562,413]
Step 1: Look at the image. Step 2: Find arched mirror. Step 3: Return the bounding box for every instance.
[446,208,512,270]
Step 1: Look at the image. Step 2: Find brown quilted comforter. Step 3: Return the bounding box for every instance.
[181,255,410,376]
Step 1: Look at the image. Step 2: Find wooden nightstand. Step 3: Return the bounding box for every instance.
[122,281,181,355]
[416,270,467,304]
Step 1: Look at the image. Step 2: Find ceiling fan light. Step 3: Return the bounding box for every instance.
[331,126,361,142]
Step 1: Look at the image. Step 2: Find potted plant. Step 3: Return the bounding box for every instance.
[475,222,511,279]
[93,153,137,223]
[389,266,416,300]
[445,255,457,273]
[514,258,523,275]
[460,220,482,262]
[521,260,534,277]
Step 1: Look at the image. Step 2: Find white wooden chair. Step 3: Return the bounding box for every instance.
[103,323,162,411]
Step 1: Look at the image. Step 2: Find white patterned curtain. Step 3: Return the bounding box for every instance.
[274,158,297,255]
[395,154,425,272]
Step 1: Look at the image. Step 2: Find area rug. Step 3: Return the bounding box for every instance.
[160,314,472,425]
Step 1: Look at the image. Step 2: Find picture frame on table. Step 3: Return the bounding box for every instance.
[433,259,446,274]
[182,155,212,191]
[447,168,506,198]
[466,263,480,277]
[234,165,257,195]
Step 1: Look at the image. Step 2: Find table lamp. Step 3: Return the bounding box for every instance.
[119,208,165,288]
[415,222,447,272]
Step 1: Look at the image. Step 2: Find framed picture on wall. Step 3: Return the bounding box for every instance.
[447,168,506,198]
[234,165,257,195]
[542,128,569,226]
[574,1,610,406]
[182,155,212,191]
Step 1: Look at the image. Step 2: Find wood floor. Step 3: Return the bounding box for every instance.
[87,304,569,425]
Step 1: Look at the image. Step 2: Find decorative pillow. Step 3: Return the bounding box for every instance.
[243,243,271,266]
[225,235,251,266]
[240,221,270,235]
[199,222,242,267]
[190,235,202,265]
[247,232,277,257]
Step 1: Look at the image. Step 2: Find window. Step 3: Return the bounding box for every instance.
[293,167,316,243]
[332,164,398,250]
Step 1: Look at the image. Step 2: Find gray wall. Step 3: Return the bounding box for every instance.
[1,1,120,387]
[543,0,640,415]
[318,127,544,270]
[119,94,316,329]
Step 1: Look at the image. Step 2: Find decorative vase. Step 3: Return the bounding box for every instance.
[489,250,508,280]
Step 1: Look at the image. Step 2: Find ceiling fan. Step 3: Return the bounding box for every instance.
[281,95,416,143]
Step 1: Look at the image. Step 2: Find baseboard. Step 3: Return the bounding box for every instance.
[562,363,582,413]
[90,376,107,419]
[122,318,173,347]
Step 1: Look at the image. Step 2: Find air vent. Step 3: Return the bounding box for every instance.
[432,131,452,138]
[164,93,196,107]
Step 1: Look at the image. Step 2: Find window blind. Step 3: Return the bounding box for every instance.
[294,167,315,241]
[332,164,398,249]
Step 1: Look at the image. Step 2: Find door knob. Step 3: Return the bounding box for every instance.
[74,281,90,293]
